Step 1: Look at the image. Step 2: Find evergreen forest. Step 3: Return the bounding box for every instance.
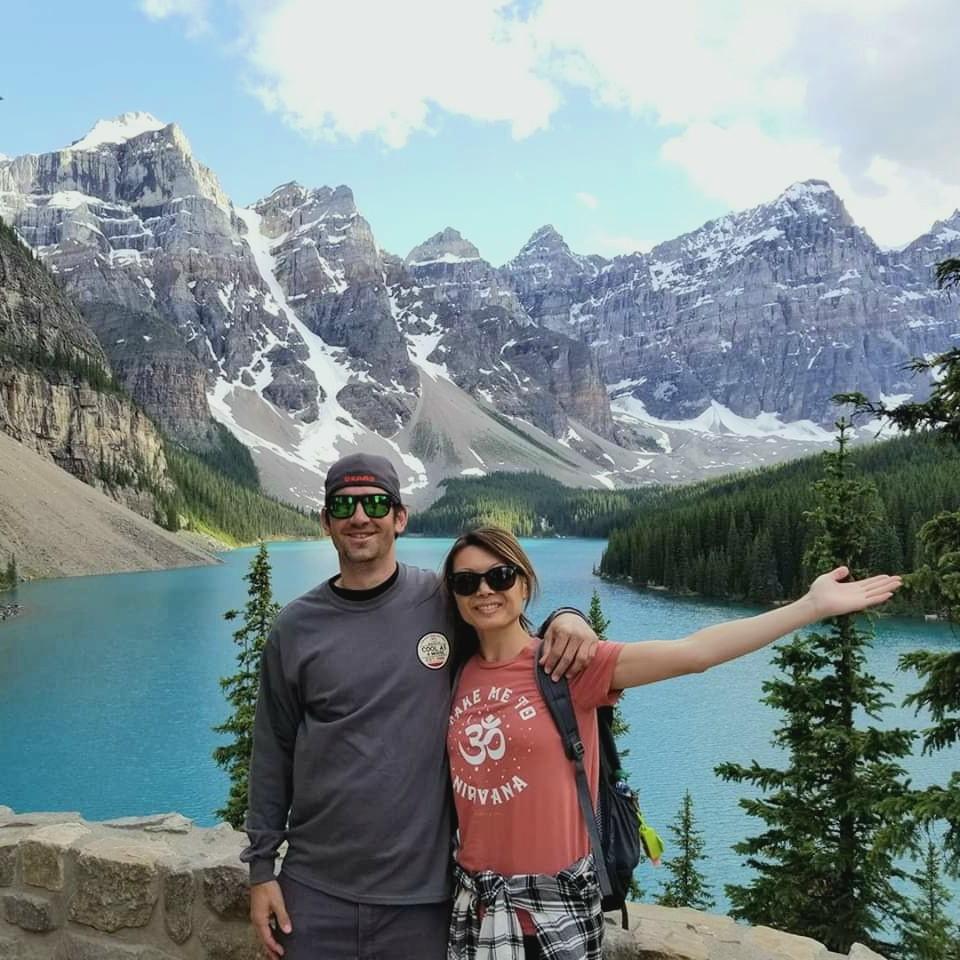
[159,442,320,545]
[408,471,659,537]
[599,432,960,610]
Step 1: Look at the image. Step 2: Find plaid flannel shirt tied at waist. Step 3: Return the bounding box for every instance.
[449,856,603,960]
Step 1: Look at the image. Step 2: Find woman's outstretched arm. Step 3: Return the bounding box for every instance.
[610,566,902,690]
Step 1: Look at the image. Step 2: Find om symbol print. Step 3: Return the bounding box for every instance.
[458,714,506,767]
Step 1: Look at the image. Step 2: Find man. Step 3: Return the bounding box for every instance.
[243,453,599,959]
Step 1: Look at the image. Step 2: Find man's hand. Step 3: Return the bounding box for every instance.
[250,880,291,957]
[540,611,599,681]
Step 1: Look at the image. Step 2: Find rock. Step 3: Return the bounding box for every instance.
[55,933,178,959]
[406,227,482,265]
[336,382,415,437]
[0,936,21,959]
[102,815,176,831]
[2,891,59,932]
[162,867,195,944]
[1,813,83,829]
[198,918,263,960]
[103,813,192,835]
[848,945,888,960]
[0,117,304,448]
[744,924,839,959]
[0,808,13,824]
[200,863,249,919]
[602,922,640,959]
[606,903,856,959]
[20,823,92,891]
[505,182,960,429]
[78,303,215,447]
[0,842,17,886]
[145,814,193,835]
[398,224,618,443]
[68,838,160,932]
[0,228,173,519]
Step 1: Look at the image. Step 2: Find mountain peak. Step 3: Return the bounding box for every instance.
[405,227,481,265]
[524,224,567,248]
[774,179,850,221]
[66,112,168,152]
[531,224,561,240]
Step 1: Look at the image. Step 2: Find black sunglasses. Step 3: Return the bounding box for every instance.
[447,564,519,597]
[325,493,396,520]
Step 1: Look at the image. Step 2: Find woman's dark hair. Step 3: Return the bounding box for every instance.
[442,526,540,667]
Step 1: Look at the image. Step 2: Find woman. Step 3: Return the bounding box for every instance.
[443,526,902,960]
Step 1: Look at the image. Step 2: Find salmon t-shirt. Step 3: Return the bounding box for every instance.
[448,638,624,931]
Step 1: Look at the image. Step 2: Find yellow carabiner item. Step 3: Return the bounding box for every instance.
[638,812,665,864]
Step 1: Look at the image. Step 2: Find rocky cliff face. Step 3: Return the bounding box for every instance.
[502,182,959,426]
[502,224,602,335]
[250,182,415,432]
[2,114,958,504]
[0,219,170,516]
[390,226,615,441]
[0,113,319,448]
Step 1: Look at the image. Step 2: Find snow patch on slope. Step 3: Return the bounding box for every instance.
[612,396,836,443]
[213,207,362,467]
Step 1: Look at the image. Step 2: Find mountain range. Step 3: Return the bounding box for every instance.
[2,111,958,506]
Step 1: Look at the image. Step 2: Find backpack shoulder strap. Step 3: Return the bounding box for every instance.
[534,641,612,898]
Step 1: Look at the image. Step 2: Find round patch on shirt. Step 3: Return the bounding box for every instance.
[417,632,451,670]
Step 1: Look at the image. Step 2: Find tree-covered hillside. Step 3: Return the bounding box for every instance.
[159,442,320,546]
[408,471,659,537]
[599,432,960,607]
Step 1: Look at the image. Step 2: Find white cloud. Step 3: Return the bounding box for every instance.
[661,122,960,248]
[140,0,210,37]
[243,0,559,148]
[575,192,598,210]
[529,0,805,126]
[661,123,840,211]
[143,0,960,245]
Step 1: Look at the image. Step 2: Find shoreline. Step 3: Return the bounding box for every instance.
[4,532,327,588]
[597,572,941,622]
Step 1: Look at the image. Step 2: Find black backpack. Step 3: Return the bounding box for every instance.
[535,642,642,928]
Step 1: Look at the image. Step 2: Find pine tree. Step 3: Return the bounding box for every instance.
[213,544,280,828]
[655,791,714,910]
[587,590,629,744]
[715,421,916,955]
[837,256,960,866]
[898,840,956,960]
[0,555,16,591]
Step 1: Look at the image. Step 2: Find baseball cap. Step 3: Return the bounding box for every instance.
[324,453,402,504]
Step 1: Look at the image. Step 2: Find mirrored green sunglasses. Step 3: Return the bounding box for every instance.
[325,493,396,520]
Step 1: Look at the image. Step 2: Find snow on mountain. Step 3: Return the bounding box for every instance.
[3,114,959,506]
[505,178,958,432]
[214,208,360,461]
[66,112,168,151]
[612,394,835,443]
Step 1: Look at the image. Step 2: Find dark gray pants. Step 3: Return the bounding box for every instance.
[277,872,450,960]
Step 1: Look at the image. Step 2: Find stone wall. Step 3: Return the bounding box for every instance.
[0,808,888,960]
[0,809,259,960]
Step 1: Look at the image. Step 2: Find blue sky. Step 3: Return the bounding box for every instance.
[3,1,958,265]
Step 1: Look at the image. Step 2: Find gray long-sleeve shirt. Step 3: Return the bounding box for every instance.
[241,563,456,904]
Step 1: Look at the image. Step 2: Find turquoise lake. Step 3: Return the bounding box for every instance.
[2,537,957,912]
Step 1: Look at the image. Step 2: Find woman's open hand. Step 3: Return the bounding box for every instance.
[806,567,903,620]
